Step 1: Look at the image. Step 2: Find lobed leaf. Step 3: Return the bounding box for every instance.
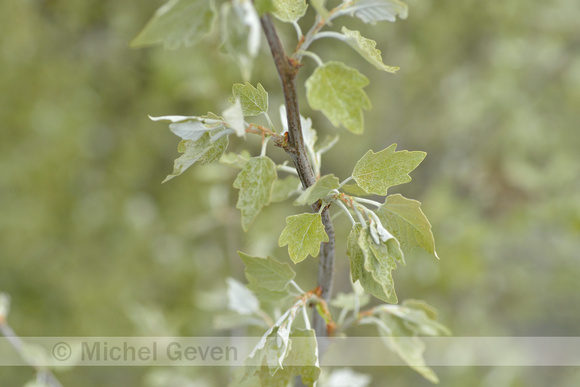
[344,0,408,24]
[233,156,277,231]
[279,213,329,263]
[306,61,371,134]
[375,194,438,258]
[231,82,269,116]
[131,0,215,49]
[238,252,296,293]
[352,144,426,195]
[271,175,302,203]
[294,174,339,205]
[341,27,400,73]
[163,131,229,183]
[222,98,246,137]
[272,0,308,23]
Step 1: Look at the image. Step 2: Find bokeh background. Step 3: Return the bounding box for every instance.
[1,0,579,386]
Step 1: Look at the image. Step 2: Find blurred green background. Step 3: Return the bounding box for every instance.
[1,0,579,386]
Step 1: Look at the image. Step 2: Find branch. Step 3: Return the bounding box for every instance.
[260,15,335,338]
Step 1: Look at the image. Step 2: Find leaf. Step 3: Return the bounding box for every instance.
[341,27,399,73]
[279,213,329,263]
[131,0,215,49]
[306,61,371,134]
[231,82,269,116]
[150,114,225,141]
[341,183,371,197]
[254,0,275,16]
[259,329,320,386]
[352,144,426,195]
[221,1,261,80]
[294,174,339,205]
[344,0,408,24]
[238,252,296,293]
[346,225,399,303]
[330,291,371,311]
[223,98,246,137]
[271,175,302,203]
[326,369,372,387]
[226,278,260,315]
[163,131,229,183]
[272,0,308,23]
[375,194,438,258]
[233,156,277,231]
[373,311,439,383]
[219,150,251,169]
[310,0,329,20]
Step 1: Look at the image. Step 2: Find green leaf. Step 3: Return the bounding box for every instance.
[226,278,259,315]
[130,0,215,49]
[238,252,296,293]
[330,291,371,311]
[272,0,308,23]
[258,329,320,386]
[271,176,302,203]
[254,0,275,16]
[344,0,408,24]
[310,0,329,20]
[150,114,226,141]
[341,27,399,73]
[230,82,269,116]
[352,144,426,195]
[306,61,371,134]
[233,156,277,231]
[373,310,439,383]
[341,183,371,197]
[163,131,229,183]
[279,213,329,263]
[294,174,339,205]
[219,150,251,169]
[346,225,399,303]
[375,194,438,258]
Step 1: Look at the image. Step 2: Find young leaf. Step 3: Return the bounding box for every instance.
[233,156,277,231]
[344,0,408,24]
[279,213,329,263]
[131,0,215,50]
[223,98,246,137]
[271,175,302,203]
[238,252,296,293]
[163,131,229,183]
[226,277,260,315]
[352,144,426,195]
[346,225,399,303]
[341,27,400,73]
[272,0,308,23]
[375,194,438,258]
[231,82,269,116]
[258,329,320,386]
[150,114,226,141]
[306,61,371,134]
[294,174,339,205]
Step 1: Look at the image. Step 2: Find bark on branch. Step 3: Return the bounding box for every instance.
[260,15,335,338]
